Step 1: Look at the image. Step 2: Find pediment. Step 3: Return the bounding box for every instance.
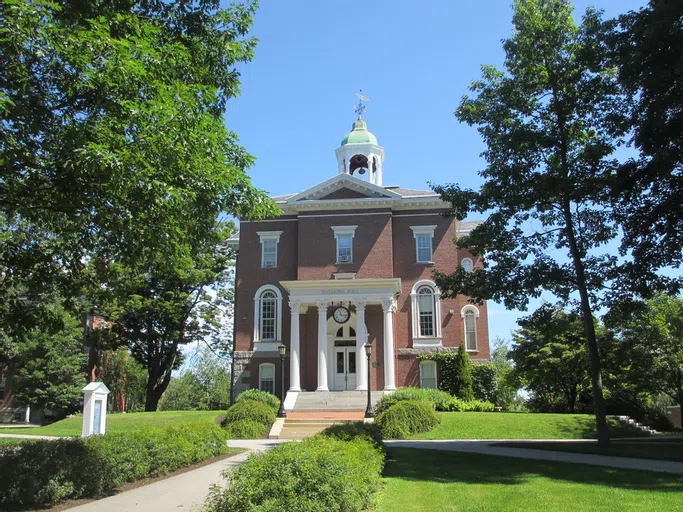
[287,174,401,203]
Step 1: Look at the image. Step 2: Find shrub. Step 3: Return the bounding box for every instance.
[0,423,228,507]
[376,400,441,439]
[471,363,497,402]
[222,399,276,429]
[418,347,474,400]
[223,419,268,439]
[374,387,452,413]
[319,421,384,452]
[204,436,384,512]
[443,397,496,412]
[235,389,280,414]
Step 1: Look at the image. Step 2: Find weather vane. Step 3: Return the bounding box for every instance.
[354,89,370,118]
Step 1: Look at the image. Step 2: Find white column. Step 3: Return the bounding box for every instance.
[353,300,368,391]
[316,301,329,392]
[382,298,397,391]
[288,300,302,392]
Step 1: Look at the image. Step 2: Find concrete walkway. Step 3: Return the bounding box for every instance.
[67,440,287,512]
[385,440,683,475]
[0,432,63,440]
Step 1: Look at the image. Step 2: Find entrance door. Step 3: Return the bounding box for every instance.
[333,347,357,390]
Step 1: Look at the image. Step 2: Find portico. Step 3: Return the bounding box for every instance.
[281,278,401,393]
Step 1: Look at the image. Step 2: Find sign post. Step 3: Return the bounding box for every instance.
[81,382,110,437]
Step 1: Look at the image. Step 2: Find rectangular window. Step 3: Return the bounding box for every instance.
[465,312,477,350]
[337,234,353,263]
[262,239,277,268]
[420,362,437,389]
[259,365,275,394]
[416,235,432,263]
[418,293,435,337]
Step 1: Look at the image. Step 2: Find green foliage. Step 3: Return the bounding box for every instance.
[222,400,276,430]
[0,423,228,507]
[472,363,497,402]
[376,401,441,440]
[222,419,267,440]
[204,436,384,512]
[374,387,452,414]
[442,398,495,412]
[490,338,524,410]
[420,347,474,400]
[319,422,384,452]
[98,349,147,412]
[235,389,280,414]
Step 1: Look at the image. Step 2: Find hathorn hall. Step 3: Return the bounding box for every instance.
[230,112,490,411]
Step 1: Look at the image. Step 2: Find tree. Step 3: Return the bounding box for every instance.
[9,297,87,412]
[490,338,521,410]
[606,1,683,277]
[433,0,625,445]
[453,345,474,401]
[614,295,683,425]
[97,348,147,413]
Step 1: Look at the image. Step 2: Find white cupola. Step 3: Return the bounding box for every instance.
[335,98,385,186]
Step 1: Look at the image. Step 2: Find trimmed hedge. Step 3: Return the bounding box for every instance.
[235,389,280,414]
[443,397,496,412]
[319,421,384,452]
[374,387,452,413]
[204,435,384,512]
[0,422,228,507]
[223,419,268,439]
[376,400,441,439]
[221,399,276,429]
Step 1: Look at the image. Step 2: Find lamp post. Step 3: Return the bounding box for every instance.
[364,342,374,418]
[278,343,287,418]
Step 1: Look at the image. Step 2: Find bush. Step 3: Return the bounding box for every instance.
[376,400,441,439]
[223,419,268,439]
[222,399,276,429]
[471,363,497,402]
[204,436,384,512]
[374,387,452,413]
[443,397,496,412]
[0,423,228,507]
[319,421,384,452]
[235,389,280,414]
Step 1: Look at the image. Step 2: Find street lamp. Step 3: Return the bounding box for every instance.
[278,343,287,418]
[364,342,374,419]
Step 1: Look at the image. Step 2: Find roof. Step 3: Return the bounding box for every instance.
[340,118,379,146]
[83,381,110,393]
[272,184,438,203]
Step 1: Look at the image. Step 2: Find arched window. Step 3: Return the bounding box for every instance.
[254,285,282,345]
[461,257,474,273]
[259,363,275,394]
[461,305,480,351]
[420,360,437,389]
[410,280,442,345]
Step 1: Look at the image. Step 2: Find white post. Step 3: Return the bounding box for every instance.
[289,300,302,392]
[316,301,329,392]
[81,382,110,437]
[24,406,30,424]
[382,298,397,391]
[354,300,368,391]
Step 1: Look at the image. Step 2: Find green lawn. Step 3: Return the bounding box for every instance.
[375,448,683,512]
[494,438,683,462]
[0,410,224,437]
[410,412,644,440]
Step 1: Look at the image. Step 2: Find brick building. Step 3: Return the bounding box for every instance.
[231,114,489,405]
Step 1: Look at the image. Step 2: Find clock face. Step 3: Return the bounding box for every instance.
[333,306,350,324]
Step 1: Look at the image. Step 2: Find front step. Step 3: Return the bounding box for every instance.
[291,391,383,412]
[273,418,356,440]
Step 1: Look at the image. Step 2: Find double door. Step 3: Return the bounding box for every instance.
[333,347,356,391]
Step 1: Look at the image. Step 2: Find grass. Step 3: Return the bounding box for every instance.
[0,410,224,437]
[410,412,645,440]
[375,448,683,512]
[494,438,683,463]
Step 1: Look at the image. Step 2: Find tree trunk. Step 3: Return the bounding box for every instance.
[562,201,611,446]
[144,362,174,411]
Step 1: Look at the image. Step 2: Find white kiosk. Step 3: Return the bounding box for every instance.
[81,382,110,437]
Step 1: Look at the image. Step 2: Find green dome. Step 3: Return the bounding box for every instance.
[340,118,378,146]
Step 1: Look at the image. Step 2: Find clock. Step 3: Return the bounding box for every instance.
[333,306,350,324]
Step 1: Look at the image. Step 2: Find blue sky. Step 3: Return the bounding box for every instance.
[224,0,647,343]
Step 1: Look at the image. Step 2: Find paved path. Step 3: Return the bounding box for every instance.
[67,440,287,512]
[0,433,63,440]
[385,440,683,475]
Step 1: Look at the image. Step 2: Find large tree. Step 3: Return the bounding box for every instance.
[433,0,626,445]
[607,1,683,277]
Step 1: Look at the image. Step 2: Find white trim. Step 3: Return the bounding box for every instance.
[461,258,474,273]
[253,284,283,344]
[332,225,357,264]
[287,174,401,202]
[258,363,276,394]
[257,231,282,269]
[299,212,390,218]
[419,360,438,389]
[410,280,442,345]
[461,305,480,352]
[411,225,436,264]
[240,218,298,223]
[393,213,444,217]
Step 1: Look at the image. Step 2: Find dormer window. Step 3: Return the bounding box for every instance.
[332,226,357,264]
[258,231,282,269]
[410,225,436,264]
